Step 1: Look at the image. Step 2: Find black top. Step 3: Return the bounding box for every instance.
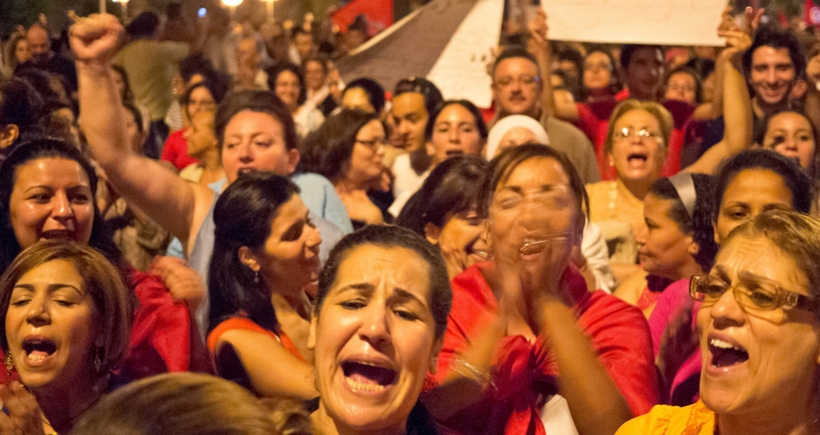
[17,53,78,92]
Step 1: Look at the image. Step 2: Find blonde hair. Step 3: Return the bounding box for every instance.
[604,99,673,155]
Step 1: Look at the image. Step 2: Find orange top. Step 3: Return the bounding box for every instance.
[207,316,306,362]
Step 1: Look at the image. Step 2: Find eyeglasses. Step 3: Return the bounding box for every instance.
[583,62,612,72]
[690,274,819,313]
[613,127,663,143]
[356,138,387,150]
[495,75,541,88]
[491,186,572,216]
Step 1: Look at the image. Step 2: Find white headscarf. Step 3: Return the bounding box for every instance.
[485,115,550,160]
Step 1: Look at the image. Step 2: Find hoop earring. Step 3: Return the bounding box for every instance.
[5,353,13,377]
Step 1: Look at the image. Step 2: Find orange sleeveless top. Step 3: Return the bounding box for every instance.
[207,316,306,362]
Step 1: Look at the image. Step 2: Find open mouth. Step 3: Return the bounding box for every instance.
[445,150,464,157]
[342,361,397,393]
[22,338,57,362]
[627,152,648,164]
[237,168,256,176]
[41,230,74,241]
[709,338,749,368]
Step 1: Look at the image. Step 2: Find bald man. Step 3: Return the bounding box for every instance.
[17,23,77,92]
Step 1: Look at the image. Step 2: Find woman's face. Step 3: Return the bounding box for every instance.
[6,259,99,392]
[274,70,301,111]
[305,60,326,92]
[183,111,218,158]
[342,88,375,114]
[309,244,440,434]
[496,127,539,157]
[610,109,666,184]
[583,51,613,90]
[112,69,126,101]
[9,158,94,249]
[250,195,322,294]
[347,120,386,184]
[697,235,820,416]
[432,208,488,278]
[664,72,697,105]
[637,193,696,280]
[14,39,31,64]
[430,104,484,165]
[187,87,217,119]
[762,112,816,171]
[221,110,297,183]
[123,108,145,154]
[488,157,580,275]
[714,169,794,244]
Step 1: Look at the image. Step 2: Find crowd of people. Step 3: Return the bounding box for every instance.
[0,1,819,434]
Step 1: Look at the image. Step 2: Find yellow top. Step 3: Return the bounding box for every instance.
[616,400,715,435]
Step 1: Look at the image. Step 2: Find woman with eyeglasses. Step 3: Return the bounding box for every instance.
[299,109,390,229]
[586,31,752,285]
[649,149,813,406]
[617,210,820,435]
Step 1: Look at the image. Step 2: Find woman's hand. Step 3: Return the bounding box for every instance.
[149,257,206,314]
[68,12,122,66]
[527,8,548,50]
[0,382,47,435]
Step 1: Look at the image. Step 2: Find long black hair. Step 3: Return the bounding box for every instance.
[208,172,300,333]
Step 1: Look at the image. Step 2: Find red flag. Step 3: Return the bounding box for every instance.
[805,0,820,27]
[331,0,393,37]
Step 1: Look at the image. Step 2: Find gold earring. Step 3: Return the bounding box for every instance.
[5,353,14,376]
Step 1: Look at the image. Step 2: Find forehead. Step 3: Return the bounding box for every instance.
[723,169,793,206]
[769,112,811,129]
[614,109,660,128]
[716,235,808,293]
[269,195,306,231]
[27,27,47,42]
[331,245,432,298]
[627,47,662,66]
[586,51,610,63]
[357,119,384,137]
[436,104,475,122]
[668,72,695,83]
[500,156,571,189]
[16,259,83,289]
[752,46,793,66]
[224,110,284,136]
[190,87,214,100]
[494,57,538,78]
[392,92,426,116]
[14,157,89,186]
[305,61,324,71]
[275,70,300,82]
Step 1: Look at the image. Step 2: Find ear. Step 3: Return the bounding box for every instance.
[687,237,700,257]
[424,222,442,245]
[238,246,260,272]
[286,148,301,174]
[0,124,19,150]
[428,338,444,374]
[607,153,614,168]
[792,79,808,100]
[713,222,720,245]
[426,141,435,158]
[307,312,318,350]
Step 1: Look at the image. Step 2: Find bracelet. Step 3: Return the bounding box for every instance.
[452,358,495,391]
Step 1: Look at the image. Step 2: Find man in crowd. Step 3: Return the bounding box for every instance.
[617,44,665,102]
[18,23,77,92]
[491,47,601,184]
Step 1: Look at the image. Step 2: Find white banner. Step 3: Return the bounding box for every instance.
[542,0,728,46]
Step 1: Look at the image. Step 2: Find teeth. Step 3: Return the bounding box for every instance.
[345,377,386,392]
[710,338,741,351]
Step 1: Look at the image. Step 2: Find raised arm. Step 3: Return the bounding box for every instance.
[71,13,210,251]
[528,9,580,121]
[684,28,753,174]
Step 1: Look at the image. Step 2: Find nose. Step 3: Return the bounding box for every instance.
[358,304,390,347]
[765,68,778,83]
[449,127,459,143]
[237,142,253,163]
[709,287,745,327]
[306,222,322,252]
[635,224,648,245]
[783,136,798,151]
[26,296,51,327]
[52,193,75,220]
[397,120,412,136]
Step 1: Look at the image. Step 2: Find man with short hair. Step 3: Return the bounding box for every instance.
[290,27,315,64]
[617,44,665,102]
[490,47,600,184]
[17,23,77,92]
